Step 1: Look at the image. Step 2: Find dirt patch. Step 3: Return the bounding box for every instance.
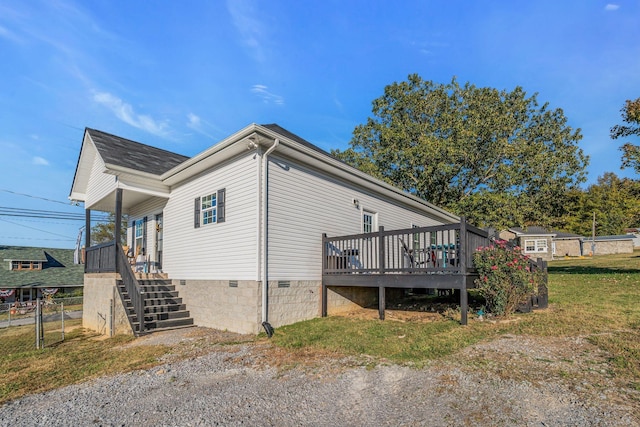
[333,306,445,322]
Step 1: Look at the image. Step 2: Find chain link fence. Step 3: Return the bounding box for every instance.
[0,297,83,356]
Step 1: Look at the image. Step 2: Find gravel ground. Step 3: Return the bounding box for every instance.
[0,327,638,426]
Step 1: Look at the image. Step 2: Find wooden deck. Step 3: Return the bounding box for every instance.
[321,219,489,325]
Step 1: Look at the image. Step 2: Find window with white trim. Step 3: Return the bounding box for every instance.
[194,189,226,228]
[362,210,376,234]
[524,239,547,253]
[201,193,217,225]
[135,220,144,251]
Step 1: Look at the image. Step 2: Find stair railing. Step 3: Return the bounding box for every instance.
[115,242,145,335]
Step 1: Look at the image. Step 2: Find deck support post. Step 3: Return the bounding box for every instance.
[459,217,468,325]
[321,283,327,317]
[378,286,385,320]
[321,233,328,317]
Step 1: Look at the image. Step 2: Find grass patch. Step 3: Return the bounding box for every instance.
[0,321,167,405]
[272,250,640,379]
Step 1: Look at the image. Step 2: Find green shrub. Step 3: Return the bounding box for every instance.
[473,241,539,317]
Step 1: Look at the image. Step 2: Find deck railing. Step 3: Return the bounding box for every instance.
[322,218,489,276]
[85,241,116,273]
[115,242,146,335]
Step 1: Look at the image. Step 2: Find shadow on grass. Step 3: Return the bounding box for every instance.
[548,265,640,275]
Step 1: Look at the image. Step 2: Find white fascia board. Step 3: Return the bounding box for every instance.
[255,125,460,223]
[161,124,260,186]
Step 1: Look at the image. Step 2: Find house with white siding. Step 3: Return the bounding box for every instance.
[69,123,464,335]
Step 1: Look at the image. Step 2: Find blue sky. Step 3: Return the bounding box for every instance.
[0,0,638,248]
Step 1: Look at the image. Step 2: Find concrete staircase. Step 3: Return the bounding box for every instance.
[117,278,194,334]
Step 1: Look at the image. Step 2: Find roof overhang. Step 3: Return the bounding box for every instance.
[162,124,459,223]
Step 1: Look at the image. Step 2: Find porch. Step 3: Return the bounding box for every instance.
[321,218,489,325]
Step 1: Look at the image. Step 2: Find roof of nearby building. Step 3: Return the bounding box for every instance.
[0,246,84,289]
[87,128,189,176]
[586,235,635,242]
[508,226,582,239]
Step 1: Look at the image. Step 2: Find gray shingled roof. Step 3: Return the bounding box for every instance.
[0,246,84,288]
[87,128,189,176]
[261,124,335,158]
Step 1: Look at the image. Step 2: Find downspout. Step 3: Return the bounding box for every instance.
[261,138,279,333]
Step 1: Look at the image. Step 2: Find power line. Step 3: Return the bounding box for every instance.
[0,189,76,206]
[0,217,78,239]
[0,206,110,221]
[0,236,75,242]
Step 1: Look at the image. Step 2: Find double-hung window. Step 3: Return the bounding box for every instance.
[524,239,547,253]
[362,210,376,234]
[194,188,226,228]
[201,193,217,225]
[135,220,144,251]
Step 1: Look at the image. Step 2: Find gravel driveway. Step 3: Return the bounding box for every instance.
[0,327,637,426]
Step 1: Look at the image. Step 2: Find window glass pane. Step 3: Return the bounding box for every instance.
[202,193,218,225]
[363,212,373,233]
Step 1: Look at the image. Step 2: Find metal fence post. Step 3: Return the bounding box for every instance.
[61,302,65,341]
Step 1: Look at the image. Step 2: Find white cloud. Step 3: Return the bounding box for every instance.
[93,91,169,137]
[32,156,49,166]
[187,113,201,127]
[0,24,22,43]
[604,4,620,11]
[226,0,267,62]
[251,84,284,105]
[186,113,220,140]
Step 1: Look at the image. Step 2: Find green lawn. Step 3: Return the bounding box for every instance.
[0,251,638,404]
[273,250,640,381]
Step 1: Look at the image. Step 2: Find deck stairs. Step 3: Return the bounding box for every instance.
[117,276,194,334]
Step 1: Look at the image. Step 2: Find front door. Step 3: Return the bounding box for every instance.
[155,213,163,272]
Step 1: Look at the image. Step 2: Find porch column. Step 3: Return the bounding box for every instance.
[459,216,468,325]
[85,209,91,272]
[114,188,123,272]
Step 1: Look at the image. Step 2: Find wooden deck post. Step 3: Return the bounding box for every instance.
[378,226,385,274]
[321,233,327,317]
[378,226,386,321]
[459,216,468,325]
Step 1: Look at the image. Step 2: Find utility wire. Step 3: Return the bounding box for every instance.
[0,189,76,206]
[0,217,79,239]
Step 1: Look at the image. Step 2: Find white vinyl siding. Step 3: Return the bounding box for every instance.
[85,153,117,209]
[162,152,258,280]
[267,155,453,281]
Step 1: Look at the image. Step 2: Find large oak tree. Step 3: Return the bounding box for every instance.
[610,97,640,174]
[334,75,589,228]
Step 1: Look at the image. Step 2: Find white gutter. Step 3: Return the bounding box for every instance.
[261,138,279,325]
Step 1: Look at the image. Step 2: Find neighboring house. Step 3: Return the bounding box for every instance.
[582,235,635,255]
[0,246,84,304]
[499,226,583,261]
[69,124,462,335]
[624,228,640,248]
